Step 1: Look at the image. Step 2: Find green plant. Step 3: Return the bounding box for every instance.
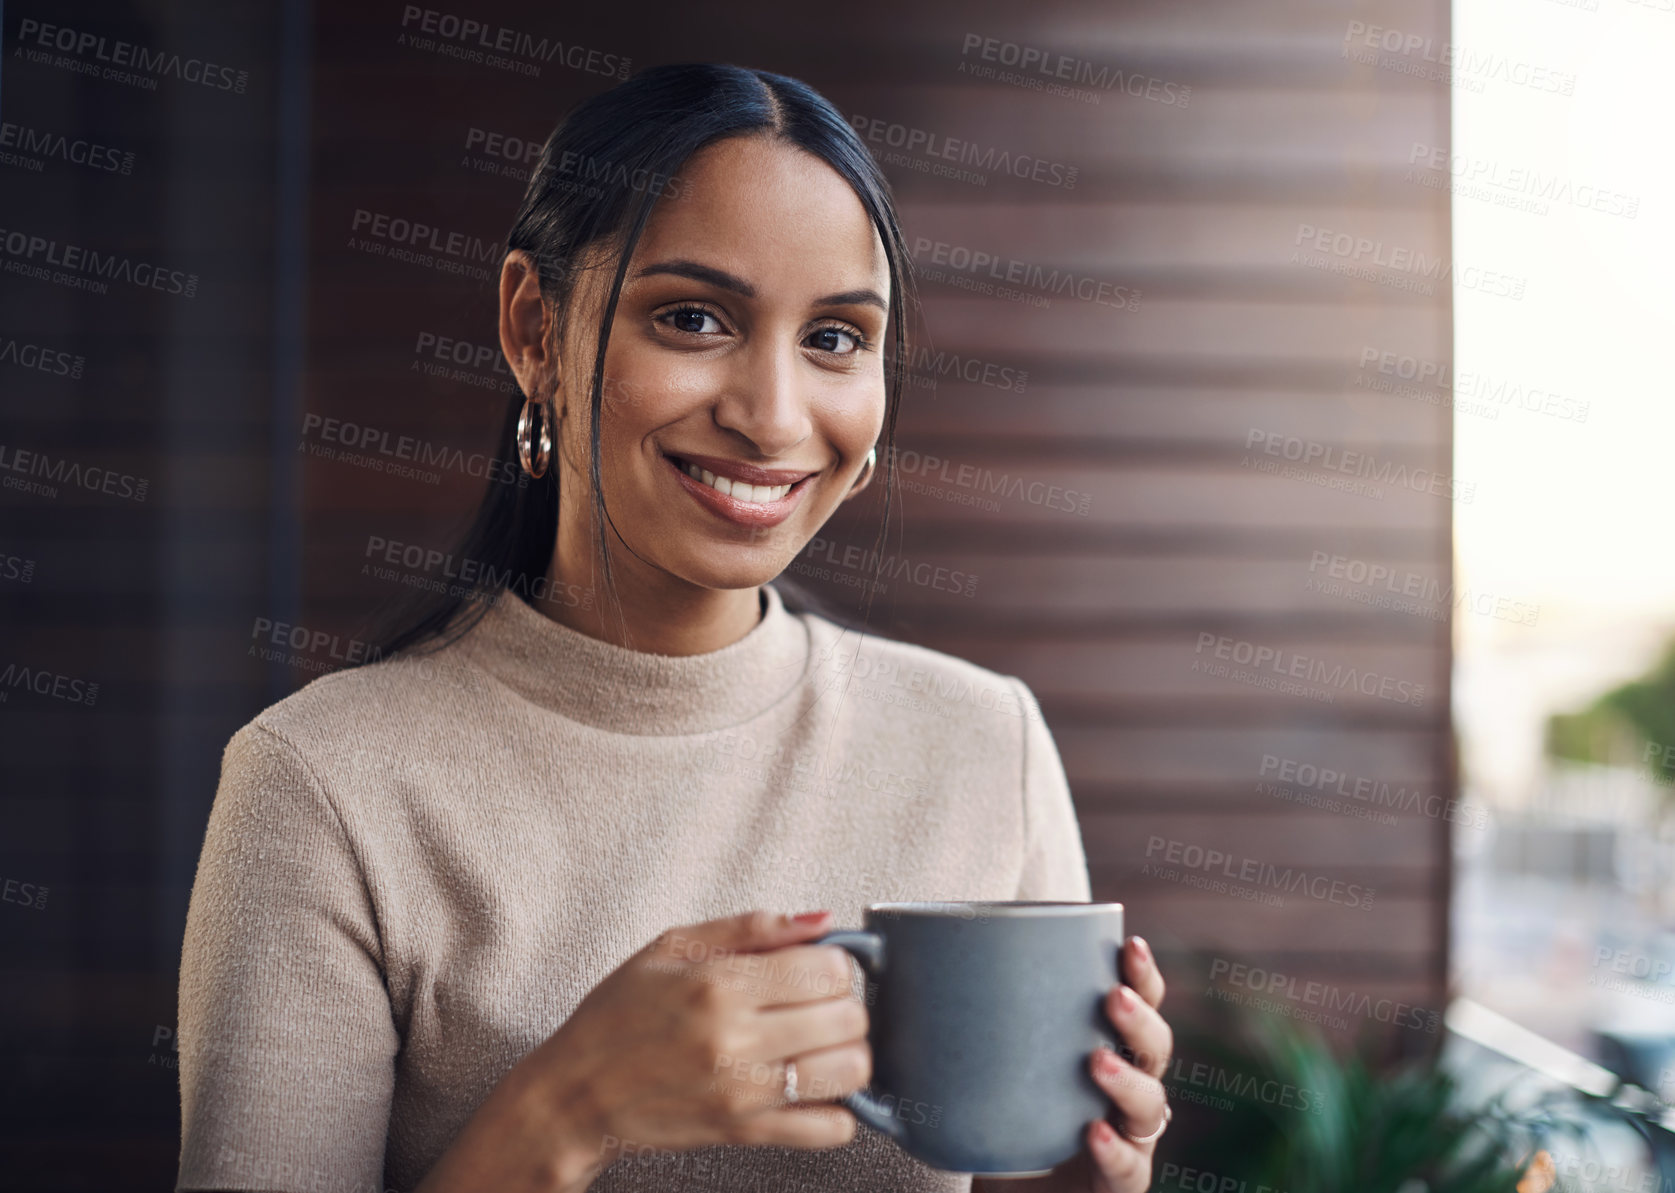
[1170,998,1587,1193]
[1545,635,1675,812]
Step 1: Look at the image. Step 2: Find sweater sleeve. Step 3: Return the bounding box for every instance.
[1009,679,1093,903]
[176,721,398,1193]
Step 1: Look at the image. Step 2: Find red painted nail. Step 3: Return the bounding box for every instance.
[1095,1120,1117,1145]
[792,910,831,924]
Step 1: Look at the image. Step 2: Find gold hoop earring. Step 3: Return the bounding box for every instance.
[851,445,877,492]
[516,394,554,479]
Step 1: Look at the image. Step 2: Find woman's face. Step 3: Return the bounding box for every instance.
[550,134,890,593]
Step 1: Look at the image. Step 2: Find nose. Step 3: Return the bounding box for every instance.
[710,333,812,459]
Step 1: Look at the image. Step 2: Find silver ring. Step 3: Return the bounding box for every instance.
[1119,1102,1170,1144]
[783,1059,799,1104]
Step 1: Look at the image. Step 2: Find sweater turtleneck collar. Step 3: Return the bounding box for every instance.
[456,583,811,736]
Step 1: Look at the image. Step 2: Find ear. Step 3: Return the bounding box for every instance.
[498,249,559,406]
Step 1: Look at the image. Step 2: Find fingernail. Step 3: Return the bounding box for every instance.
[1094,1120,1117,1145]
[791,910,831,924]
[1132,935,1152,963]
[1117,984,1137,1012]
[1096,1046,1123,1074]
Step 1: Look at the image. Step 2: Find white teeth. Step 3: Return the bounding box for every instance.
[682,461,791,504]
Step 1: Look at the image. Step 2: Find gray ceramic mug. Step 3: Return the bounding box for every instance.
[813,899,1125,1176]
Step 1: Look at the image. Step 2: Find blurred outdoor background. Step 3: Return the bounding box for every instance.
[1446,0,1675,1175]
[0,0,1670,1188]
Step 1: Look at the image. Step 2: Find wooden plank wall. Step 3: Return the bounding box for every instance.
[302,0,1455,1064]
[855,2,1456,1053]
[1,0,291,1185]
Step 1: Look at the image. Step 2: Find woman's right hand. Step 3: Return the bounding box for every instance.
[416,908,871,1193]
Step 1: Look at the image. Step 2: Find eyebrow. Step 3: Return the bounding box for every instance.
[631,259,889,312]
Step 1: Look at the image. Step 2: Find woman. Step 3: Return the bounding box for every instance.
[176,63,1173,1193]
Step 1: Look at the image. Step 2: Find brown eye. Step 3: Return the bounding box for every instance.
[808,326,864,354]
[660,307,724,335]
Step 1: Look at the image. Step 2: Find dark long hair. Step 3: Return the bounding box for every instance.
[361,62,918,659]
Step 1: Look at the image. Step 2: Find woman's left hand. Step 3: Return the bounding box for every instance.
[975,934,1172,1193]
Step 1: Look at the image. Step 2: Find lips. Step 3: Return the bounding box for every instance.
[663,452,818,529]
[675,460,793,503]
[669,452,818,489]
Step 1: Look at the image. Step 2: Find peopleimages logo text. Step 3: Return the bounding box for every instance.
[848,113,1079,188]
[350,210,500,266]
[1208,958,1442,1034]
[0,443,148,502]
[0,226,197,297]
[1245,429,1475,504]
[14,18,249,92]
[0,121,133,174]
[397,6,629,78]
[1145,836,1375,911]
[1195,633,1425,707]
[1258,754,1485,829]
[958,33,1192,107]
[301,414,525,487]
[1291,224,1526,300]
[1306,550,1539,627]
[1356,347,1589,424]
[911,236,1139,310]
[1341,21,1576,94]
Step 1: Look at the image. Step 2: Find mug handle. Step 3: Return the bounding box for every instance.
[813,929,908,1145]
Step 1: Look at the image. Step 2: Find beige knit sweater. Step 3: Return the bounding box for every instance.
[176,583,1092,1193]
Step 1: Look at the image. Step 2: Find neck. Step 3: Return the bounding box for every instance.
[536,512,763,657]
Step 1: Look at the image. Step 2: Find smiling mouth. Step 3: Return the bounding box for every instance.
[665,455,815,505]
